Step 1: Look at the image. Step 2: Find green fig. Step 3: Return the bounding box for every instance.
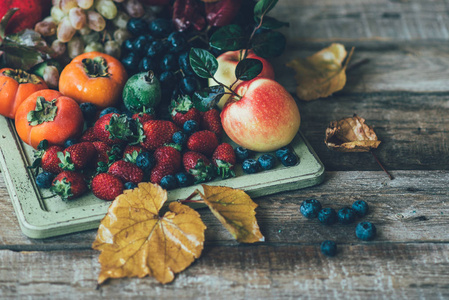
[122,71,161,113]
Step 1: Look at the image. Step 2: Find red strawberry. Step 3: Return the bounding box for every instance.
[93,113,133,145]
[79,127,97,142]
[212,143,236,179]
[170,95,202,127]
[201,109,223,138]
[140,120,179,151]
[132,112,155,124]
[154,146,182,170]
[108,160,144,184]
[39,145,64,174]
[92,141,112,165]
[182,151,216,183]
[58,142,96,171]
[123,145,143,158]
[91,173,124,201]
[150,163,177,184]
[51,171,87,200]
[187,130,219,156]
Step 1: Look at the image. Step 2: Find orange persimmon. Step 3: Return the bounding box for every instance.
[15,89,84,149]
[0,68,48,119]
[59,52,127,109]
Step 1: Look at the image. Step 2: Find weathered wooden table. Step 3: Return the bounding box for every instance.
[1,0,449,298]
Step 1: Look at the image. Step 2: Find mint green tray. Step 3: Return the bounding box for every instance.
[0,116,324,239]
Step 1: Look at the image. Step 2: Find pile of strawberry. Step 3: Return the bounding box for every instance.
[32,94,241,201]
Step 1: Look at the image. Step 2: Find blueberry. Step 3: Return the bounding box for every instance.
[121,52,141,72]
[183,120,199,135]
[320,240,337,257]
[355,222,377,241]
[136,151,155,173]
[178,51,195,75]
[172,131,187,145]
[133,35,151,55]
[275,146,291,160]
[64,138,78,148]
[79,102,97,121]
[160,53,178,72]
[35,171,55,189]
[124,182,138,190]
[242,159,260,174]
[175,172,194,187]
[180,76,200,95]
[281,152,299,167]
[235,146,250,162]
[99,107,121,118]
[160,175,178,190]
[149,19,173,37]
[159,71,176,90]
[352,200,369,217]
[146,40,167,57]
[122,39,135,53]
[318,208,338,225]
[338,207,356,225]
[300,198,322,218]
[167,31,187,53]
[139,56,158,72]
[127,18,148,36]
[257,154,276,170]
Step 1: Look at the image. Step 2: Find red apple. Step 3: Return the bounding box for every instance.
[221,78,301,152]
[209,49,275,109]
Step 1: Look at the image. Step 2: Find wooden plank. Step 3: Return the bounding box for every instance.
[0,171,448,247]
[0,243,448,298]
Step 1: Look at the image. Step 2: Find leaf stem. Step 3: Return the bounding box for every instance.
[370,151,394,180]
[243,9,266,60]
[209,72,241,99]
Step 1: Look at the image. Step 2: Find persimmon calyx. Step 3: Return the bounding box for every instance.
[27,97,58,126]
[2,69,42,84]
[82,56,110,78]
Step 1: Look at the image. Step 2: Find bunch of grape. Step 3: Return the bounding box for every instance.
[121,17,203,105]
[34,0,151,59]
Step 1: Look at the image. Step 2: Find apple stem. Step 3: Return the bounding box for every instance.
[370,151,394,180]
[209,72,242,99]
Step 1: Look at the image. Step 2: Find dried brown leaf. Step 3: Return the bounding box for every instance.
[92,183,206,285]
[325,114,381,152]
[286,43,354,101]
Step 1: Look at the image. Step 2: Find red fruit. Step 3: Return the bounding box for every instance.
[154,146,182,170]
[40,145,64,174]
[58,142,96,171]
[123,144,143,159]
[50,171,87,200]
[212,143,236,179]
[79,127,97,142]
[201,109,223,138]
[0,1,43,34]
[187,130,219,156]
[132,112,154,124]
[170,95,202,127]
[93,113,133,145]
[150,163,177,184]
[92,141,112,165]
[108,160,144,184]
[91,173,124,201]
[140,120,179,151]
[182,151,215,183]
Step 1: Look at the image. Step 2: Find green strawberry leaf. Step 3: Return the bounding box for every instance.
[254,0,278,19]
[209,24,247,51]
[189,48,219,79]
[258,16,289,29]
[235,58,263,81]
[192,86,225,112]
[251,31,286,58]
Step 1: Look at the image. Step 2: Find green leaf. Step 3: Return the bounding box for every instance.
[251,31,286,58]
[254,0,278,19]
[258,16,289,29]
[192,86,225,112]
[235,58,263,81]
[189,48,219,79]
[209,24,246,51]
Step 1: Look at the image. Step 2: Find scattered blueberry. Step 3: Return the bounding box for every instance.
[320,240,337,257]
[79,102,97,121]
[242,159,260,174]
[183,120,199,135]
[179,76,200,95]
[352,200,369,217]
[175,172,194,187]
[172,131,187,145]
[99,107,121,118]
[275,146,291,160]
[257,154,276,170]
[300,198,322,219]
[64,138,78,148]
[355,221,377,241]
[338,207,356,225]
[35,172,55,189]
[127,18,148,36]
[124,182,138,190]
[318,208,338,225]
[160,175,178,190]
[235,146,250,162]
[280,152,299,167]
[136,151,155,173]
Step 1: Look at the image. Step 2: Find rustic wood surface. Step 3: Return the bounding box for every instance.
[1,0,449,298]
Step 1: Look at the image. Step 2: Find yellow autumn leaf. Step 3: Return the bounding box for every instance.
[92,183,206,285]
[286,43,354,101]
[199,185,264,243]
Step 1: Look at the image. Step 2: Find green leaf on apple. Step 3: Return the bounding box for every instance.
[192,86,225,112]
[254,0,278,19]
[258,16,289,30]
[251,31,286,58]
[189,48,219,79]
[235,58,263,81]
[209,24,247,51]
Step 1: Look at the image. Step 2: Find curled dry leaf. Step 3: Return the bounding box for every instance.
[199,185,264,243]
[286,43,354,101]
[325,114,381,152]
[92,183,206,285]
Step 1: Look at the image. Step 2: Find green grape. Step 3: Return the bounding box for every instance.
[51,6,66,23]
[60,0,78,13]
[87,11,106,32]
[84,41,104,53]
[95,0,117,20]
[76,0,94,9]
[81,31,100,44]
[43,66,60,89]
[34,17,57,37]
[69,7,87,30]
[124,0,144,18]
[104,40,121,58]
[113,28,132,45]
[57,16,76,43]
[79,25,91,36]
[112,11,130,29]
[51,40,67,57]
[68,36,85,58]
